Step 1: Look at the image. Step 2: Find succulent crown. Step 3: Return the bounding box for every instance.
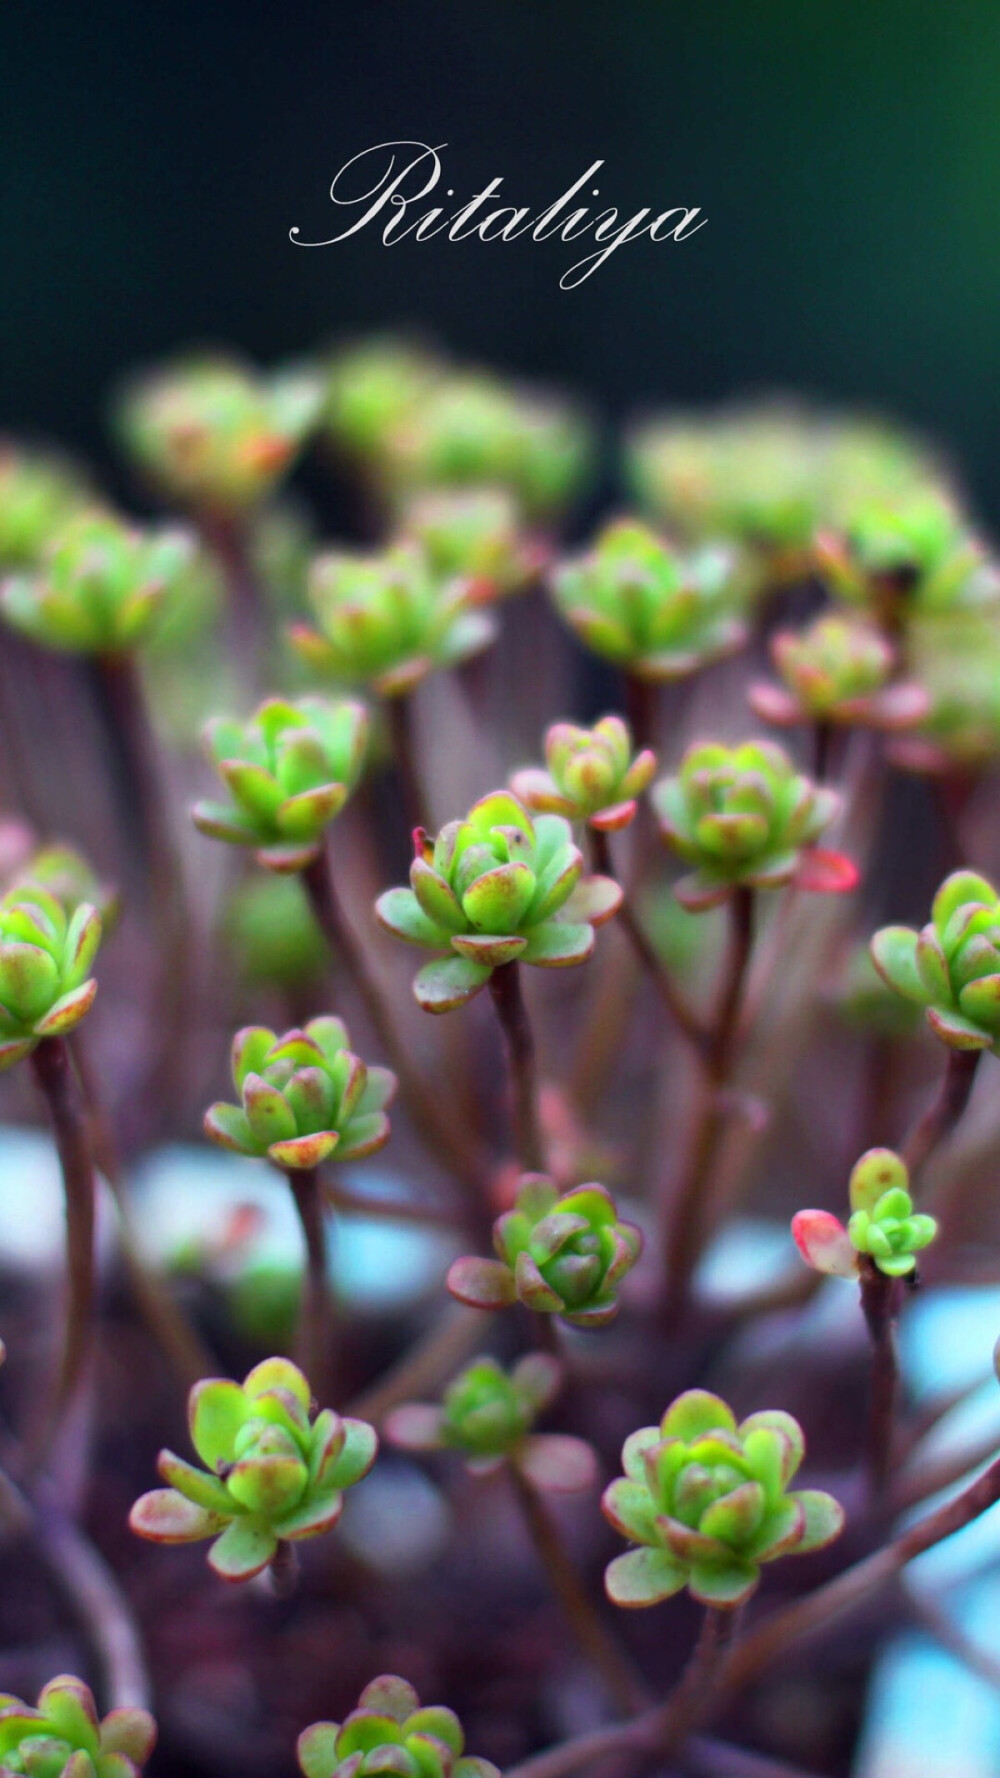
[817,492,999,619]
[298,1675,499,1778]
[192,695,369,871]
[398,487,538,600]
[375,791,621,1012]
[511,715,656,832]
[289,542,496,697]
[551,519,745,680]
[0,511,194,654]
[603,1389,844,1610]
[204,1017,396,1170]
[871,869,1000,1052]
[129,1357,378,1581]
[0,443,91,569]
[0,885,102,1070]
[750,614,929,732]
[0,1677,156,1778]
[792,1149,937,1280]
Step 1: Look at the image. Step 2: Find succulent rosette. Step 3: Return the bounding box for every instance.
[323,336,444,463]
[793,1148,937,1282]
[298,1676,499,1778]
[653,739,850,911]
[511,716,657,833]
[129,1357,377,1581]
[115,352,322,511]
[204,1017,396,1169]
[0,1677,156,1778]
[603,1389,844,1609]
[192,695,369,871]
[0,510,194,654]
[0,442,92,570]
[749,614,929,732]
[447,1172,642,1326]
[0,885,102,1070]
[398,487,540,600]
[551,519,745,680]
[817,492,1000,621]
[385,1353,596,1491]
[870,869,1000,1052]
[289,543,496,697]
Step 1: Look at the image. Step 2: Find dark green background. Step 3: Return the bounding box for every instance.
[3,1,1000,512]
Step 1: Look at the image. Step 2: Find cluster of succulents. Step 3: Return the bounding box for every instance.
[129,1358,377,1580]
[376,791,621,1011]
[0,1677,156,1778]
[793,1149,937,1281]
[0,510,195,654]
[192,695,369,871]
[749,613,929,732]
[511,715,656,832]
[298,1677,500,1778]
[550,518,744,680]
[204,1018,395,1169]
[653,739,849,910]
[0,884,102,1068]
[602,1390,844,1608]
[447,1173,642,1326]
[871,868,1000,1051]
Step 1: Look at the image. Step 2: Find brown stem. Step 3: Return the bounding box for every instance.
[488,961,545,1172]
[201,509,265,690]
[659,1607,737,1767]
[623,671,659,750]
[286,1167,332,1396]
[858,1258,900,1503]
[268,1538,300,1598]
[590,827,707,1053]
[385,693,431,836]
[901,1047,980,1177]
[508,1458,644,1717]
[29,1037,98,1457]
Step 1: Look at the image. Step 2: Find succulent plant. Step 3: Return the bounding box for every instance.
[653,739,850,911]
[0,442,92,570]
[375,792,621,1012]
[889,611,1000,775]
[603,1389,844,1609]
[289,542,496,697]
[129,1356,377,1581]
[871,869,1000,1052]
[792,1148,937,1281]
[511,716,657,832]
[0,1676,156,1778]
[385,1352,597,1491]
[323,336,444,462]
[551,519,745,680]
[115,352,322,511]
[0,511,194,654]
[749,614,929,732]
[817,492,999,621]
[204,1017,396,1169]
[224,875,326,991]
[298,1676,499,1778]
[398,487,540,600]
[0,885,102,1070]
[192,695,369,871]
[447,1173,642,1326]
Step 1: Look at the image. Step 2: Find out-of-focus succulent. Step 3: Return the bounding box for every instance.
[511,716,656,832]
[890,611,1000,775]
[204,1018,396,1169]
[224,875,326,991]
[397,487,541,600]
[0,1676,156,1778]
[871,869,1000,1052]
[375,792,621,1012]
[115,353,322,512]
[603,1389,844,1609]
[817,493,999,623]
[447,1173,642,1326]
[827,942,923,1040]
[0,511,194,654]
[749,614,929,732]
[653,739,850,911]
[385,1352,597,1491]
[129,1357,377,1581]
[322,336,444,463]
[0,443,92,569]
[0,886,102,1069]
[551,519,745,680]
[6,842,119,931]
[792,1149,937,1281]
[289,543,496,697]
[298,1676,500,1778]
[192,696,369,871]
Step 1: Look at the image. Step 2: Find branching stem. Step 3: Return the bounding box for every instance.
[858,1258,900,1504]
[590,827,707,1053]
[901,1047,980,1177]
[285,1166,333,1396]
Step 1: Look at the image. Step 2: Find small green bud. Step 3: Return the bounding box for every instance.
[871,868,1000,1052]
[511,715,656,832]
[603,1389,844,1610]
[0,510,195,654]
[129,1357,378,1581]
[0,885,102,1070]
[298,1676,500,1778]
[793,1149,937,1280]
[204,1016,396,1170]
[0,1677,156,1778]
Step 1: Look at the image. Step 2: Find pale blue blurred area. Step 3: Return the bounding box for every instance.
[0,1127,115,1268]
[852,1632,1000,1778]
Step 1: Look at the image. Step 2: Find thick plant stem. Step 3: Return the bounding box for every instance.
[488,961,545,1172]
[268,1539,300,1599]
[385,693,431,837]
[302,843,486,1198]
[659,1606,736,1766]
[662,887,755,1322]
[286,1167,332,1395]
[902,1047,980,1177]
[858,1258,900,1504]
[623,671,659,751]
[508,1459,644,1717]
[29,1037,98,1456]
[590,827,707,1053]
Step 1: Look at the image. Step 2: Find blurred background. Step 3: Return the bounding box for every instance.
[4,0,1000,520]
